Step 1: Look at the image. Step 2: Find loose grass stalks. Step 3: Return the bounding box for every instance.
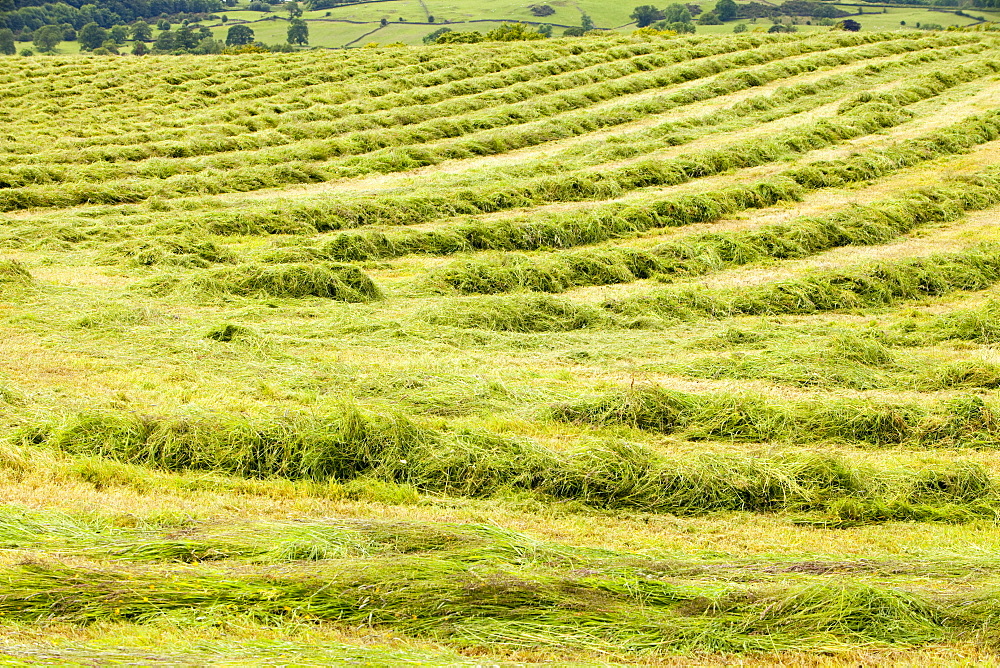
[429,201,1000,333]
[669,331,1000,392]
[305,36,980,183]
[144,263,383,302]
[422,170,1000,294]
[0,507,564,565]
[14,35,971,217]
[1,36,756,166]
[26,403,1000,521]
[96,235,236,268]
[553,388,1000,450]
[930,299,1000,344]
[0,259,32,290]
[0,561,995,653]
[520,41,983,173]
[321,104,1000,264]
[0,506,641,569]
[610,240,1000,320]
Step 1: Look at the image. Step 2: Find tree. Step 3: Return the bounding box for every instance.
[715,0,738,21]
[581,13,595,30]
[663,3,692,23]
[193,37,222,53]
[152,29,176,52]
[78,23,107,51]
[435,30,483,43]
[286,1,302,18]
[733,22,747,32]
[485,23,545,40]
[175,23,199,50]
[131,40,147,55]
[287,18,308,45]
[380,17,388,26]
[226,24,255,46]
[108,25,128,43]
[656,19,695,32]
[32,24,62,51]
[157,19,171,31]
[630,5,664,27]
[837,18,861,30]
[0,28,14,55]
[131,21,152,41]
[100,39,120,54]
[422,26,451,43]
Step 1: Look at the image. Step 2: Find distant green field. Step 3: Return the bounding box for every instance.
[195,0,999,47]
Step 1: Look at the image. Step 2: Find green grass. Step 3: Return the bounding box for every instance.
[5,31,1000,663]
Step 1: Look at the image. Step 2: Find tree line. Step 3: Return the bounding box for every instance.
[0,3,311,55]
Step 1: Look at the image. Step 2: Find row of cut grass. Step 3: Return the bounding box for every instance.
[338,108,1000,275]
[188,58,999,233]
[421,168,1000,294]
[0,33,921,197]
[4,561,1000,654]
[20,401,1000,520]
[610,240,1000,320]
[2,38,726,166]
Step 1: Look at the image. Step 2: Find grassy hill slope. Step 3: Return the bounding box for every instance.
[197,0,1000,47]
[4,31,1000,662]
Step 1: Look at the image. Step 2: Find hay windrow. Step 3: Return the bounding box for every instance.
[25,401,1000,521]
[0,259,32,289]
[149,263,384,302]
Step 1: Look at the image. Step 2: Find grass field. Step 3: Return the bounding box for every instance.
[6,30,1000,662]
[24,0,997,51]
[177,0,1000,48]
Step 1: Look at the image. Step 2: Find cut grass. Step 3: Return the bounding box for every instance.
[7,32,1000,663]
[0,558,998,655]
[0,260,32,289]
[324,103,1000,264]
[610,240,1000,320]
[147,263,383,302]
[22,401,1000,521]
[422,168,1000,294]
[553,386,1000,450]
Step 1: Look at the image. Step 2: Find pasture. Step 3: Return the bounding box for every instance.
[186,0,1000,48]
[4,31,1000,662]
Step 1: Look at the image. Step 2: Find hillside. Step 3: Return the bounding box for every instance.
[4,0,1000,51]
[4,31,1000,662]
